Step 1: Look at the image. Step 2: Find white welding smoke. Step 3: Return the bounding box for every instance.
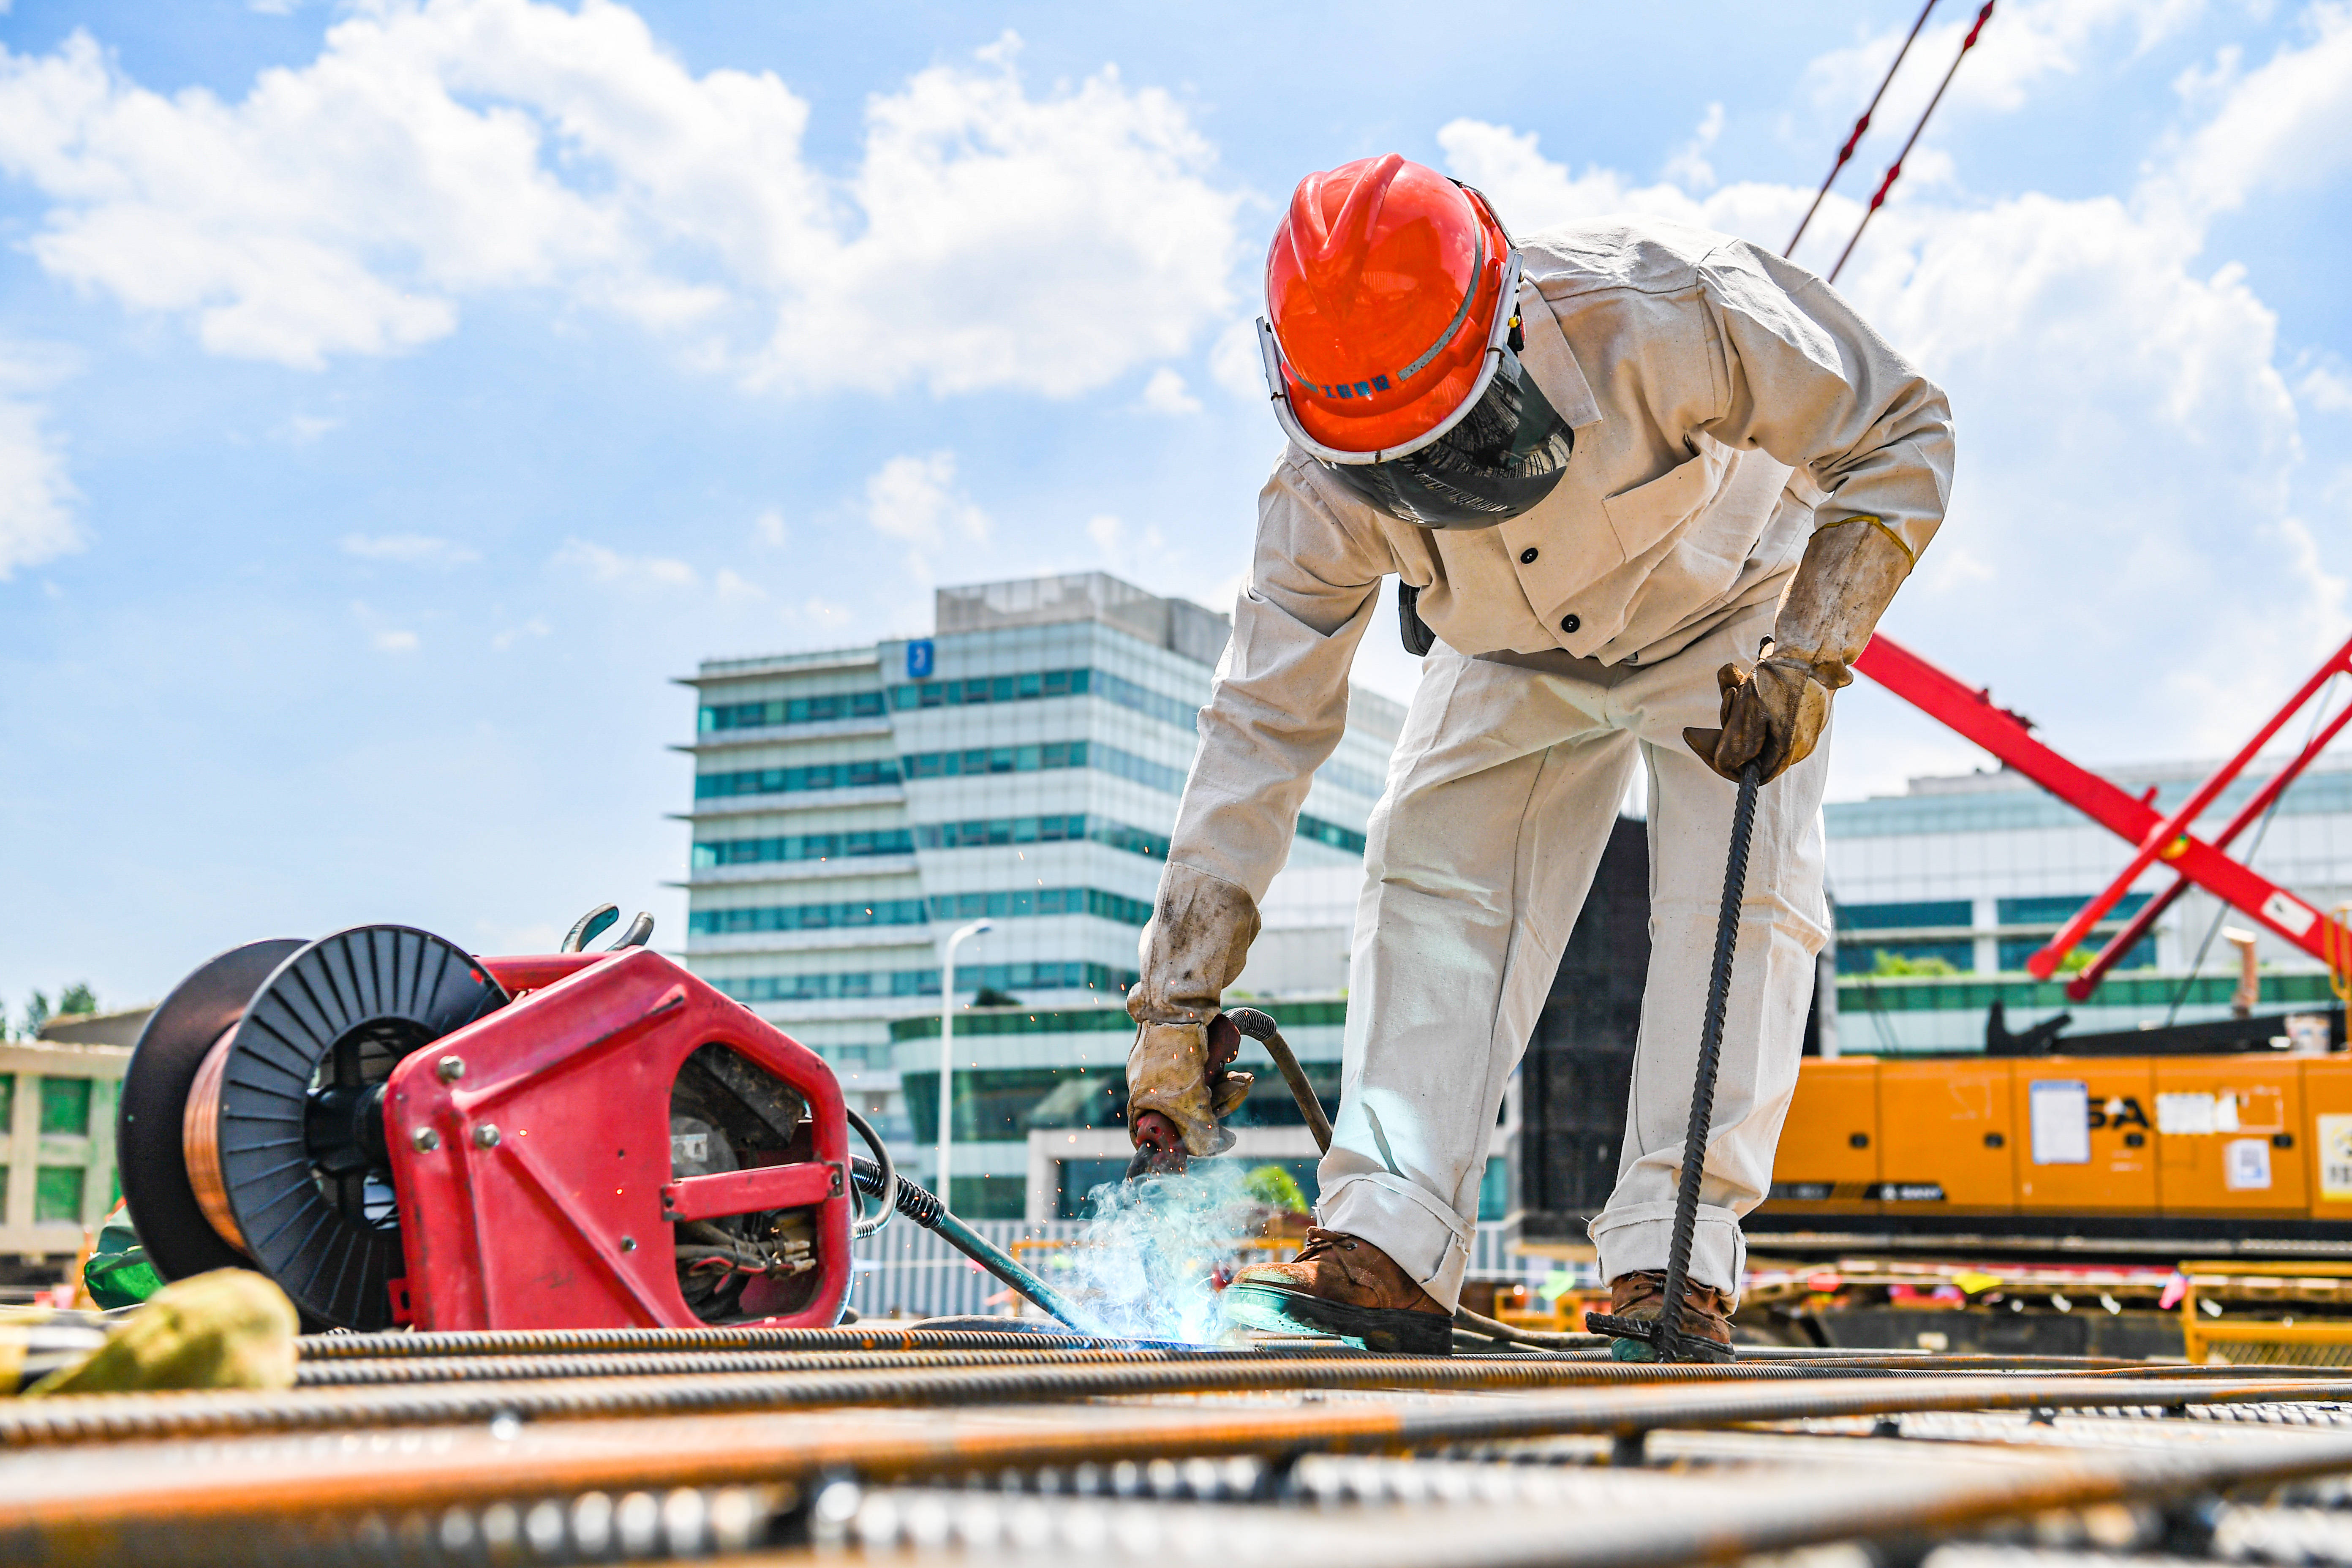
[1054,1161,1264,1342]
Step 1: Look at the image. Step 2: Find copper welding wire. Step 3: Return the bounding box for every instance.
[8,1375,2352,1548]
[0,1357,2346,1453]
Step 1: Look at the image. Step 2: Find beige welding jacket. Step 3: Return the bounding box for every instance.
[1164,217,1955,905]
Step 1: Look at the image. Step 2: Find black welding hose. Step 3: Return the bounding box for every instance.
[844,1106,896,1242]
[1226,1007,1333,1151]
[849,1158,1089,1330]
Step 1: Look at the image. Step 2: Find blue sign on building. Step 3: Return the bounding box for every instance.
[906,640,935,680]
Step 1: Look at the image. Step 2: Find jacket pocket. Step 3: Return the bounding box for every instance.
[1600,450,1724,564]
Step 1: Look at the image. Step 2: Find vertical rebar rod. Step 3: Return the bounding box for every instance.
[1655,762,1761,1361]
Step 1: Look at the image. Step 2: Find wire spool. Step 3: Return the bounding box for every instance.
[119,941,308,1285]
[125,927,508,1331]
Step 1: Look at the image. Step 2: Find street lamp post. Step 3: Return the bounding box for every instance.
[936,918,993,1204]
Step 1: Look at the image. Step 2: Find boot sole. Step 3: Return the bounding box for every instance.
[1221,1282,1454,1356]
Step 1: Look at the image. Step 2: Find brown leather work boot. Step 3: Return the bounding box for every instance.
[1594,1270,1737,1363]
[1220,1228,1453,1356]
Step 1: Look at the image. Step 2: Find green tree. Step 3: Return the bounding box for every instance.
[56,983,97,1016]
[1869,950,1961,978]
[19,991,50,1039]
[1243,1164,1308,1214]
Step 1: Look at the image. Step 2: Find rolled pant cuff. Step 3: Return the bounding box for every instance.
[1316,1173,1473,1311]
[1587,1202,1746,1306]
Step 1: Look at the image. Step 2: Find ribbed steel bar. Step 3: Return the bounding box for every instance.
[0,1356,1922,1449]
[297,1345,1363,1386]
[8,1373,2352,1549]
[294,1325,1157,1359]
[6,1355,2352,1454]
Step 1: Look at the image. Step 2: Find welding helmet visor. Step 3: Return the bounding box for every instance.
[1257,242,1574,529]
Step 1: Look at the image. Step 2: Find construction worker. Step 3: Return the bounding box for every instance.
[1125,153,1952,1356]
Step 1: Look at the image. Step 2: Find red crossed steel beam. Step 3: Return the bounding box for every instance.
[1851,634,2352,1000]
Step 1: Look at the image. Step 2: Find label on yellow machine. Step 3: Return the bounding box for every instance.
[2320,1114,2352,1203]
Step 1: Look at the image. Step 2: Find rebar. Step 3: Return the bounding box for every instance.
[298,1325,1171,1359]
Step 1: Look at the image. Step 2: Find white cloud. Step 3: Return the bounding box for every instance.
[1207,316,1266,403]
[275,413,342,444]
[1440,0,2352,770]
[1663,102,1725,192]
[550,536,696,587]
[713,566,765,602]
[752,507,787,547]
[0,379,80,580]
[0,8,1240,394]
[490,616,548,650]
[1139,367,1201,415]
[341,531,480,566]
[2150,4,2352,223]
[2300,358,2352,414]
[865,451,989,549]
[373,628,420,653]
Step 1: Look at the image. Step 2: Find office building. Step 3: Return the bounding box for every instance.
[1826,759,2352,1051]
[676,573,1404,1212]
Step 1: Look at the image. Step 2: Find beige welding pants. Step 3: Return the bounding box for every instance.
[1314,599,1832,1311]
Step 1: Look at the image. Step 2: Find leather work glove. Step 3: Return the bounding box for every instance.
[1685,516,1913,784]
[1126,866,1261,1170]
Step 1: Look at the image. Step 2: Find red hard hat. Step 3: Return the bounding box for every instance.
[1264,153,1512,456]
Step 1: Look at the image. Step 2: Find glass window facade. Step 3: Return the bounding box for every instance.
[711,961,1138,1004]
[1836,900,1972,931]
[1997,891,2153,926]
[700,690,887,731]
[914,813,1169,859]
[695,759,901,799]
[694,829,916,868]
[688,887,1154,936]
[1998,935,2157,971]
[37,1077,90,1138]
[1296,815,1368,855]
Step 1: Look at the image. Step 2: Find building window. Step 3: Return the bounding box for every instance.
[710,961,1138,1004]
[689,887,1154,936]
[695,759,901,799]
[37,1078,90,1138]
[886,664,1203,736]
[1835,900,1973,932]
[699,690,888,732]
[1296,815,1368,855]
[33,1165,82,1223]
[693,829,917,868]
[1996,892,2153,926]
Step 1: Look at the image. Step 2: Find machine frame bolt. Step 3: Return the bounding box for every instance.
[437,1055,466,1083]
[619,1236,637,1252]
[474,1124,502,1149]
[412,1128,440,1152]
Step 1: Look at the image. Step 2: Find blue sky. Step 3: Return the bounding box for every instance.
[1,0,2348,1011]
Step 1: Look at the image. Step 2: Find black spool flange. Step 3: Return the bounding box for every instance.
[119,939,308,1286]
[217,926,507,1329]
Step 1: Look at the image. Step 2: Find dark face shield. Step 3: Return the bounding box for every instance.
[1313,348,1573,529]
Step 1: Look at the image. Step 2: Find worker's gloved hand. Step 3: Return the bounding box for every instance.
[1684,653,1840,784]
[1127,867,1261,1162]
[1684,515,1914,785]
[1127,1013,1252,1162]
